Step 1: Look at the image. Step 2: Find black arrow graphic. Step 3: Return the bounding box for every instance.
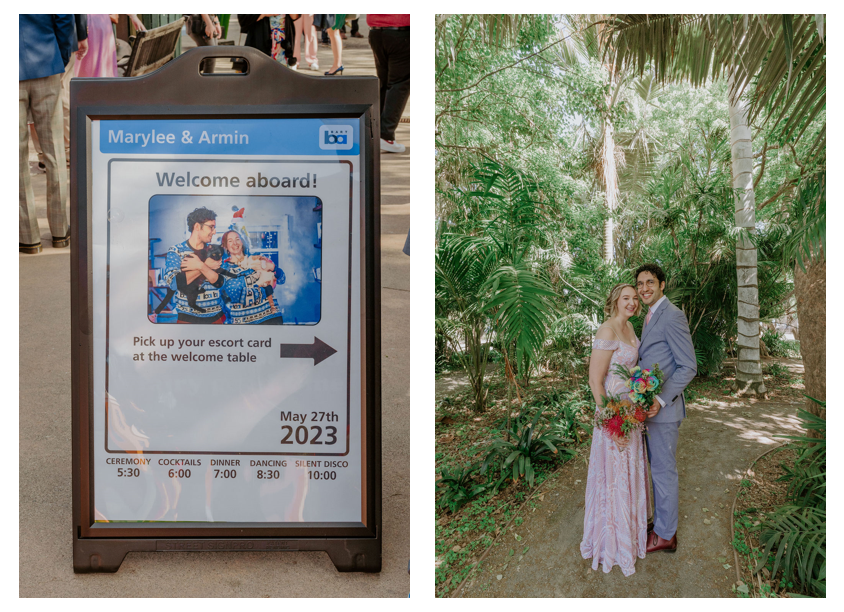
[279,337,337,365]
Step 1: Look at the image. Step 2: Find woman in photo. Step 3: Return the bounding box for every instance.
[219,230,284,325]
[580,284,649,576]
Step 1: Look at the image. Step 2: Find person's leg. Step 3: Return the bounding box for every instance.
[379,30,411,142]
[304,16,317,65]
[644,420,681,540]
[61,53,76,162]
[327,28,343,73]
[19,80,41,247]
[293,15,304,64]
[28,121,44,167]
[188,18,216,73]
[351,18,361,37]
[28,73,68,242]
[368,30,389,114]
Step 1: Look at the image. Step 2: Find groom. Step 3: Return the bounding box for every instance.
[635,264,697,554]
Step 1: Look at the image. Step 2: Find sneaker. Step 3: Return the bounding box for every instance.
[380,138,406,154]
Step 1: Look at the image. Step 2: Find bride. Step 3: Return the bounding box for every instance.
[580,283,649,576]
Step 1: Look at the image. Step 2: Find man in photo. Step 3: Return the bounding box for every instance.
[162,207,225,323]
[635,263,697,554]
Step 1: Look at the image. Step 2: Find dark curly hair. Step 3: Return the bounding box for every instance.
[186,207,217,233]
[634,263,666,286]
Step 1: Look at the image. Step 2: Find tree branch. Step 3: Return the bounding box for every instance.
[758,179,799,210]
[753,143,773,190]
[437,30,577,94]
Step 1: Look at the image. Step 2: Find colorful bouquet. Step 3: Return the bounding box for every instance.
[595,395,646,445]
[613,363,666,410]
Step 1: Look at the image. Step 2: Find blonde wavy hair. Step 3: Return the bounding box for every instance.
[604,283,641,320]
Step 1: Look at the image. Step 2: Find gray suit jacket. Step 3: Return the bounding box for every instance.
[637,299,697,423]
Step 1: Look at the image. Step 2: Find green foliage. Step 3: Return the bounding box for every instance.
[754,399,826,597]
[540,313,596,376]
[532,388,593,443]
[436,160,560,409]
[436,13,819,410]
[764,362,792,382]
[762,330,801,359]
[481,409,575,487]
[601,15,826,161]
[436,463,490,513]
[782,170,825,273]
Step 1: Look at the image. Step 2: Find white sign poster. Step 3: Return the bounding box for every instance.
[90,118,363,524]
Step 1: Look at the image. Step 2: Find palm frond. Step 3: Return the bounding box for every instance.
[599,14,826,159]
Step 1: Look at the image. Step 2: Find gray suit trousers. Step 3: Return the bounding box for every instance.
[20,73,69,244]
[645,419,681,540]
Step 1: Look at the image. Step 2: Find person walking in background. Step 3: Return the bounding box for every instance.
[19,14,74,254]
[343,16,363,38]
[293,14,319,71]
[27,15,87,172]
[313,14,344,75]
[73,14,120,78]
[237,14,274,57]
[270,15,286,64]
[61,15,87,164]
[367,14,410,153]
[269,15,298,68]
[186,14,221,73]
[338,15,360,39]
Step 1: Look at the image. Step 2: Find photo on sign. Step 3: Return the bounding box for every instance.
[148,195,322,325]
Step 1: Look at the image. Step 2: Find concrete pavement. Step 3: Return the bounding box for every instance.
[19,22,410,597]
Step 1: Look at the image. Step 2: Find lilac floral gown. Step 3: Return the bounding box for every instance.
[580,335,649,576]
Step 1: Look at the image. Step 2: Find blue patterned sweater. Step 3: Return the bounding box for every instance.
[162,240,225,320]
[219,258,285,324]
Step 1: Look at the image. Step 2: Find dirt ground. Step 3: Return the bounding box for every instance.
[436,361,805,598]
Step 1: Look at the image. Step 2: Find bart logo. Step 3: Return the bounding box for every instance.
[319,125,353,150]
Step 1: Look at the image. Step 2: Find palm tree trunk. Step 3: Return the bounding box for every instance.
[794,251,825,435]
[729,93,766,395]
[601,116,618,263]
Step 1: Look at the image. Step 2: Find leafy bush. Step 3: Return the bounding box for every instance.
[761,330,801,359]
[541,314,596,376]
[754,398,825,597]
[764,362,792,382]
[481,410,574,487]
[436,463,490,513]
[532,389,593,443]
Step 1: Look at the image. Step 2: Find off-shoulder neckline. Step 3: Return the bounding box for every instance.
[596,324,639,350]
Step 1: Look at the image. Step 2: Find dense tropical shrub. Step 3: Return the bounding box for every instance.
[481,410,575,487]
[754,399,825,597]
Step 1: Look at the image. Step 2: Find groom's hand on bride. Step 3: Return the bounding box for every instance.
[645,399,661,419]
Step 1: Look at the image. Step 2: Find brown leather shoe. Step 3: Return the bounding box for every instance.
[19,241,42,254]
[52,227,70,248]
[646,530,677,553]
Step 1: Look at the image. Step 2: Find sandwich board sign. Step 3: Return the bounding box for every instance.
[70,47,381,572]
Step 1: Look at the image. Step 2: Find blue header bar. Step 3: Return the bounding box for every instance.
[99,118,359,156]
